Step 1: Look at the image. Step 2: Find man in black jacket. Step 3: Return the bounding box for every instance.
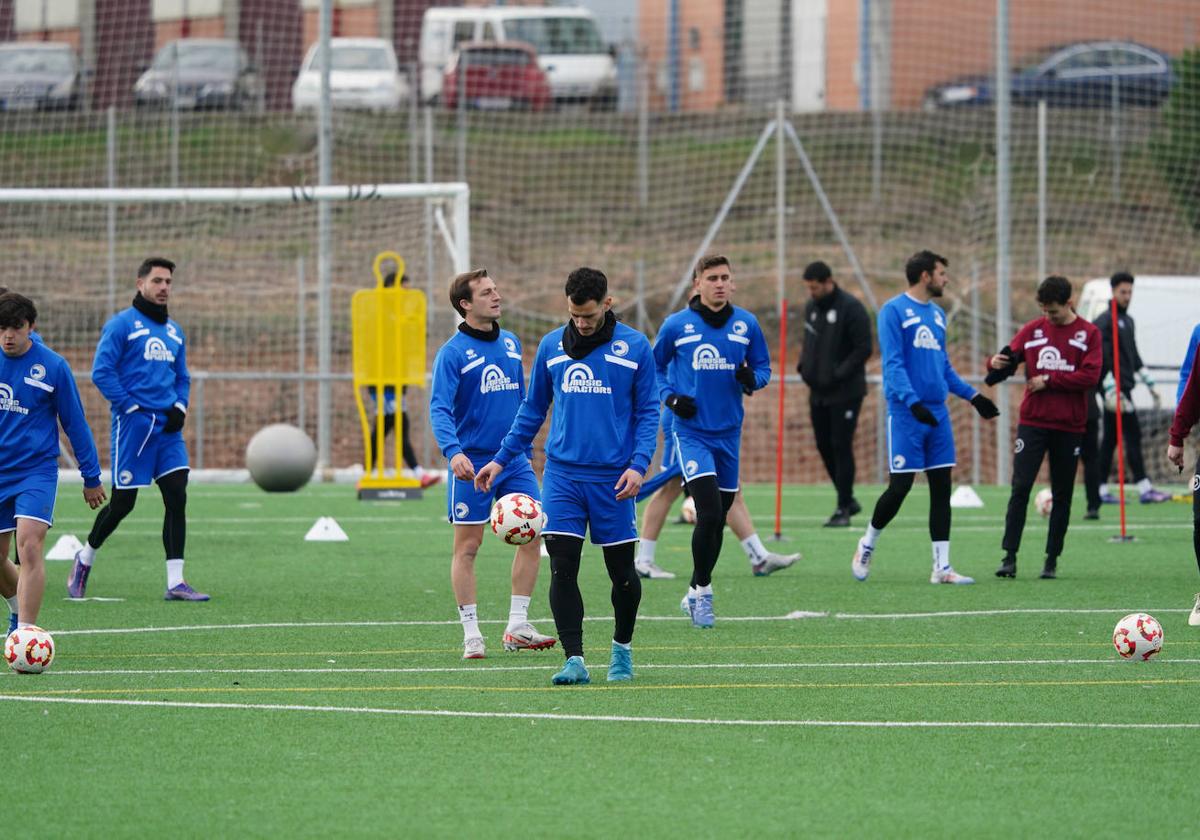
[798,261,873,526]
[1093,271,1170,505]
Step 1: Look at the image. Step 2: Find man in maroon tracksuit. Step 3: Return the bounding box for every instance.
[986,276,1102,579]
[1166,341,1200,625]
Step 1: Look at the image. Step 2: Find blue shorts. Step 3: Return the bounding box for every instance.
[447,454,540,525]
[887,402,956,473]
[672,429,740,492]
[542,464,638,546]
[111,410,190,489]
[0,471,58,532]
[660,411,678,470]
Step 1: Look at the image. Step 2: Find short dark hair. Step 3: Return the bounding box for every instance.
[448,268,487,317]
[137,257,176,279]
[1036,275,1072,306]
[802,260,832,282]
[1110,271,1134,289]
[565,267,608,305]
[694,254,730,279]
[905,250,948,286]
[0,292,37,328]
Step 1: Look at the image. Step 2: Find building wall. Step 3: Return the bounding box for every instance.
[640,0,726,111]
[300,0,378,48]
[823,0,859,110]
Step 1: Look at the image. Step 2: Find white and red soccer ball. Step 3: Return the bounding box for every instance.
[489,492,544,546]
[1112,613,1163,661]
[4,625,55,674]
[1034,488,1053,518]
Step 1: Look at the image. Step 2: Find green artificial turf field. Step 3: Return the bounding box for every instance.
[4,481,1197,837]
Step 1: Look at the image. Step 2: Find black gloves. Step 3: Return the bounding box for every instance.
[734,364,757,396]
[665,394,697,419]
[971,393,1000,419]
[163,406,186,434]
[910,403,938,426]
[984,345,1019,387]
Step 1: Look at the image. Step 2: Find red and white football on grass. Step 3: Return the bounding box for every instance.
[489,492,544,546]
[4,625,55,674]
[1112,613,1163,661]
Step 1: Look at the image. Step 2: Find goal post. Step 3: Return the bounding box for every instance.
[0,182,470,474]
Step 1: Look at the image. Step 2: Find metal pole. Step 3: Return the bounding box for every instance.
[773,99,787,540]
[408,61,420,183]
[1037,99,1047,282]
[667,0,679,112]
[1110,74,1121,203]
[255,19,265,114]
[971,258,981,487]
[424,106,436,330]
[636,57,649,333]
[106,106,117,316]
[456,54,467,184]
[171,40,180,188]
[297,255,307,431]
[994,0,1011,486]
[316,0,334,469]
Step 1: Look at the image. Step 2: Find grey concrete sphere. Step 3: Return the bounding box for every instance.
[245,424,317,492]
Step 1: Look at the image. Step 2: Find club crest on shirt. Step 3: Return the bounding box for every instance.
[610,340,629,357]
[29,363,45,381]
[504,337,517,354]
[732,320,748,335]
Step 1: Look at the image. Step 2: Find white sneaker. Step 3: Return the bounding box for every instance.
[680,592,695,617]
[635,560,676,579]
[502,623,557,651]
[852,538,873,581]
[1189,593,1200,627]
[462,636,486,659]
[752,551,800,577]
[930,567,975,585]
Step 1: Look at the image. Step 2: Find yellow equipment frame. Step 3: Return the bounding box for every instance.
[352,251,427,499]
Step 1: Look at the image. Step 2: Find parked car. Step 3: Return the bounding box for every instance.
[442,42,552,111]
[292,38,409,113]
[924,41,1174,110]
[0,42,81,111]
[134,38,261,110]
[420,6,615,108]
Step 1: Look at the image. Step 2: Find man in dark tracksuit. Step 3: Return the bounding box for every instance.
[797,261,873,527]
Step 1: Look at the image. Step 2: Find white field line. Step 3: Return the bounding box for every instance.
[48,608,1191,636]
[24,658,1200,677]
[0,694,1196,729]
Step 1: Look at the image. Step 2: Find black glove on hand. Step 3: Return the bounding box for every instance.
[163,406,186,434]
[665,394,697,419]
[734,364,757,396]
[983,345,1018,387]
[910,403,939,427]
[971,393,1000,419]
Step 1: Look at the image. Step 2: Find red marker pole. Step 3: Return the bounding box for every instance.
[1109,296,1134,542]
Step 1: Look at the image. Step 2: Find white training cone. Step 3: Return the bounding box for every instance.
[45,534,85,560]
[305,516,349,542]
[949,486,985,509]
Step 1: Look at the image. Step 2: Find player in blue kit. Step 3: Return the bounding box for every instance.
[0,292,106,638]
[651,255,771,628]
[851,250,999,584]
[475,267,659,685]
[428,268,556,660]
[68,257,208,602]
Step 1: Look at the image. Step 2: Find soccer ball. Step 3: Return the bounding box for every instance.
[1112,613,1163,661]
[680,496,697,524]
[1034,488,1053,517]
[4,625,55,674]
[490,492,544,545]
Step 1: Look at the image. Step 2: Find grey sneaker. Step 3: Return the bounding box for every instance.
[462,636,486,659]
[502,623,557,651]
[752,551,800,577]
[930,567,975,585]
[635,560,676,579]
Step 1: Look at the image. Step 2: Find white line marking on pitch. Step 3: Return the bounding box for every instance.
[48,608,1190,636]
[0,694,1196,729]
[25,658,1200,678]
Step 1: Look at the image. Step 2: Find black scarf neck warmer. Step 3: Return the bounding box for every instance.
[457,320,500,342]
[689,294,734,328]
[562,310,617,360]
[132,292,168,324]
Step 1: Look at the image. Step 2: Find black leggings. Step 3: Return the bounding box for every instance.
[545,535,641,659]
[1002,425,1081,560]
[870,466,952,541]
[686,475,736,588]
[368,412,419,472]
[87,469,188,559]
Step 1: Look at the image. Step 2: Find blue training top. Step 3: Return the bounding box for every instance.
[877,291,975,409]
[92,307,190,415]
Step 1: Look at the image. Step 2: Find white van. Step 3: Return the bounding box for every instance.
[1075,275,1200,408]
[420,6,616,108]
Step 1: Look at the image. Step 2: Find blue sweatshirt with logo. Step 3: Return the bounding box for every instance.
[878,292,975,409]
[92,307,190,415]
[494,321,659,482]
[429,327,528,462]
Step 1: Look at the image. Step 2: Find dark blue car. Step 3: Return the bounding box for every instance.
[924,40,1175,110]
